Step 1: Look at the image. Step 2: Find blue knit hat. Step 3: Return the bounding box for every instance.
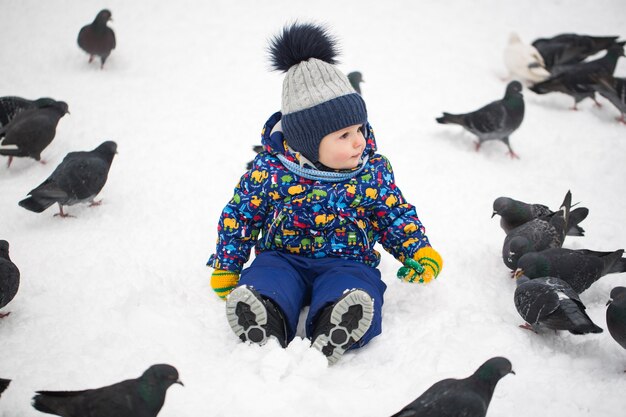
[268,22,367,164]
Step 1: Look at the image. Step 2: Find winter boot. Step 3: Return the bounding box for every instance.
[311,289,374,365]
[225,286,288,348]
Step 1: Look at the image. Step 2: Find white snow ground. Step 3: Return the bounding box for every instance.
[1,1,625,416]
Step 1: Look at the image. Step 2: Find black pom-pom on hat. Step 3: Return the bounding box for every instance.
[268,22,340,72]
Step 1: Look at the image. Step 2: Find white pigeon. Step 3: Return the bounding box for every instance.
[503,32,551,85]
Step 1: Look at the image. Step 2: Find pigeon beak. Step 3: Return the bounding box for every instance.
[513,268,524,279]
[510,370,516,375]
[491,211,497,218]
[606,298,613,306]
[175,379,184,386]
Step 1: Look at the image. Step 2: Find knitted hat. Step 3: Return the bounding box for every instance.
[268,22,367,164]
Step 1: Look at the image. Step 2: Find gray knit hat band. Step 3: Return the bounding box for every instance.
[282,92,367,163]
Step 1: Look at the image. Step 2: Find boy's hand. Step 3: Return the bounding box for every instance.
[211,269,240,299]
[397,247,443,284]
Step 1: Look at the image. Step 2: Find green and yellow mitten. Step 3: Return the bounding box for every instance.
[397,247,443,284]
[210,269,240,300]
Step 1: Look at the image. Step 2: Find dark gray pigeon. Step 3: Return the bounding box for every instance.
[529,43,624,110]
[436,81,525,158]
[0,100,69,167]
[389,357,514,417]
[606,287,626,351]
[32,364,182,417]
[19,141,117,218]
[532,34,620,71]
[591,75,626,124]
[78,10,116,69]
[347,71,364,94]
[502,191,572,270]
[514,275,603,334]
[0,378,10,398]
[492,195,588,236]
[0,240,20,319]
[515,248,626,294]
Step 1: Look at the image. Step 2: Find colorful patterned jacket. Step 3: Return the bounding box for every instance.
[208,112,431,272]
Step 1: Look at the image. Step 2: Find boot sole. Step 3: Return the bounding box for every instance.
[225,286,269,345]
[311,289,374,365]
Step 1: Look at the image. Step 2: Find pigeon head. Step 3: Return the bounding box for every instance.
[474,357,515,383]
[508,236,532,268]
[607,286,626,306]
[93,141,118,163]
[515,252,550,279]
[33,98,58,108]
[95,9,113,24]
[142,364,183,388]
[492,197,514,218]
[505,81,523,96]
[0,240,9,259]
[47,101,69,116]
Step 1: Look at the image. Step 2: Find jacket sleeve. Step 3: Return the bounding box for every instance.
[369,155,431,262]
[207,156,272,272]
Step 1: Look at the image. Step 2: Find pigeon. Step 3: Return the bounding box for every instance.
[436,81,525,158]
[514,275,603,334]
[529,43,625,110]
[389,357,514,417]
[502,191,572,270]
[0,240,20,319]
[591,75,626,124]
[492,195,588,236]
[0,100,69,167]
[77,10,116,69]
[532,33,620,72]
[515,248,626,294]
[347,71,364,94]
[19,141,117,218]
[503,33,551,85]
[0,378,10,398]
[245,145,264,170]
[606,287,626,351]
[32,364,183,417]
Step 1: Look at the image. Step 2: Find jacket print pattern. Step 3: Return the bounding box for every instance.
[208,112,431,272]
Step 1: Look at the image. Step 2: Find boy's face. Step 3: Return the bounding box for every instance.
[318,124,366,170]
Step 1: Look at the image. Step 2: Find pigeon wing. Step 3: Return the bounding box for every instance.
[514,279,560,323]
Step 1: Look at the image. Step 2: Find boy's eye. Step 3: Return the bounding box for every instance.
[340,132,350,139]
[358,125,364,133]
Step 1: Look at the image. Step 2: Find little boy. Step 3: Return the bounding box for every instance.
[208,22,443,365]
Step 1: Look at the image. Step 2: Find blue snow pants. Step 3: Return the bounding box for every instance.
[239,251,386,348]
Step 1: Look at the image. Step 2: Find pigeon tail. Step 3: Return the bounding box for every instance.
[606,250,626,274]
[18,196,57,213]
[32,391,78,414]
[436,112,464,125]
[566,207,588,236]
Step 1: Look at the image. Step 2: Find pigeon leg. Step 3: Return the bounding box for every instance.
[617,113,626,125]
[502,137,519,159]
[88,55,94,63]
[0,312,11,319]
[53,204,74,218]
[89,199,103,207]
[7,156,13,168]
[518,323,538,333]
[592,97,603,108]
[474,141,482,152]
[570,103,578,111]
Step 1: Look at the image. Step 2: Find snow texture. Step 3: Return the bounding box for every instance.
[0,1,625,416]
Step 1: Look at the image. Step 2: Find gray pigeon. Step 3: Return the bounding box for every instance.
[591,75,626,124]
[347,71,364,94]
[606,287,626,351]
[78,10,116,69]
[0,378,10,398]
[0,240,20,319]
[19,141,117,218]
[529,43,624,110]
[436,81,525,158]
[32,364,182,417]
[515,248,626,294]
[502,191,571,270]
[532,34,620,71]
[0,100,69,167]
[492,195,588,236]
[390,357,514,417]
[514,275,603,334]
